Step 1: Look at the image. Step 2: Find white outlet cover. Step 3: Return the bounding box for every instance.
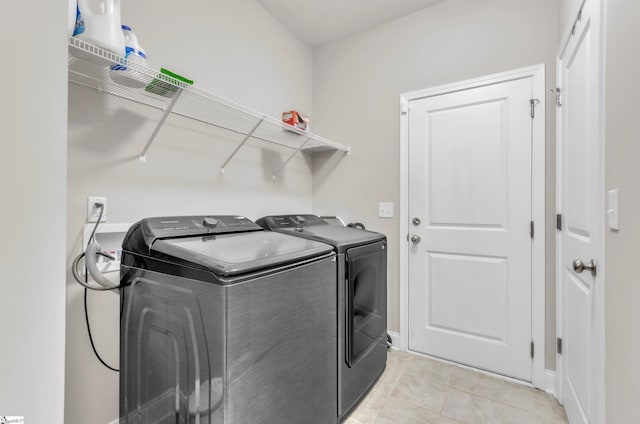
[378,202,394,218]
[87,196,107,222]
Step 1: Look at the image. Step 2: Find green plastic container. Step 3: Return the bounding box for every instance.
[145,68,194,98]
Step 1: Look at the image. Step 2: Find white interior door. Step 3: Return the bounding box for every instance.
[557,0,605,422]
[408,75,534,381]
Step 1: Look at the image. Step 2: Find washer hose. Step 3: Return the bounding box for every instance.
[72,243,119,290]
[71,202,120,290]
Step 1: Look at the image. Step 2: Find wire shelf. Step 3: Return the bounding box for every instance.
[68,37,350,174]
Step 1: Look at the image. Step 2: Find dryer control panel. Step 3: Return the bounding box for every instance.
[256,214,328,230]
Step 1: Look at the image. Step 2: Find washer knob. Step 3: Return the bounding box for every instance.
[203,217,219,228]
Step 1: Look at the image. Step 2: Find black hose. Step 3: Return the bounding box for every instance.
[84,288,119,372]
[71,203,120,371]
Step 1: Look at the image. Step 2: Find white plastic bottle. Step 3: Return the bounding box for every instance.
[74,0,125,56]
[110,26,148,88]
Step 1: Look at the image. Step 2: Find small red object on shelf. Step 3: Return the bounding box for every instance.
[282,110,309,132]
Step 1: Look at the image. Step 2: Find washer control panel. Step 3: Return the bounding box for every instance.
[141,215,262,239]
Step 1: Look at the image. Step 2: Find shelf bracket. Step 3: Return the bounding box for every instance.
[219,118,264,173]
[139,88,183,163]
[272,137,312,179]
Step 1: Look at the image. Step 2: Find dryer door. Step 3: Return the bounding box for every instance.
[345,240,387,367]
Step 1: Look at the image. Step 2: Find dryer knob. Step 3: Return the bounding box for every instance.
[203,217,219,228]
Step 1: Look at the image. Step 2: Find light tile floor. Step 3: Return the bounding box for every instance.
[345,350,568,424]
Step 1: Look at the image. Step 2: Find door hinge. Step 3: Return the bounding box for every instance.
[557,337,563,354]
[556,213,562,231]
[530,221,534,239]
[530,341,535,359]
[530,99,540,118]
[401,99,409,115]
[550,87,562,107]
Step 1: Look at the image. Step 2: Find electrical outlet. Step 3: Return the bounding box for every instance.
[87,196,107,223]
[378,202,394,218]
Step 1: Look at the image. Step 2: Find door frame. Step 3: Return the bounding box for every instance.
[555,0,606,420]
[399,64,547,388]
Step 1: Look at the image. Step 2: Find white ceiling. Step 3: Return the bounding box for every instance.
[257,0,444,47]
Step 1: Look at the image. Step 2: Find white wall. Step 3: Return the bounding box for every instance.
[312,0,559,369]
[65,2,315,423]
[604,1,640,422]
[0,2,67,423]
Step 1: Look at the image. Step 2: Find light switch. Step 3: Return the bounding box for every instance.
[378,202,394,218]
[607,189,619,230]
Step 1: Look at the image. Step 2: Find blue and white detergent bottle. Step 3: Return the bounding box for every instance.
[110,25,148,88]
[73,0,125,56]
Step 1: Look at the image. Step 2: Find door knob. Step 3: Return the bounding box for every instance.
[410,235,421,244]
[573,259,597,276]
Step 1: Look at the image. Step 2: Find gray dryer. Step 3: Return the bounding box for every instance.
[256,214,387,421]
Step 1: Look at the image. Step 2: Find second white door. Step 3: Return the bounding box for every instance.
[557,0,605,421]
[408,74,534,381]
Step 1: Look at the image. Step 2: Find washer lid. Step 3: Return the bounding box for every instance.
[150,230,334,276]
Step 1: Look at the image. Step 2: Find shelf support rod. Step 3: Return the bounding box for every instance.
[272,137,312,179]
[220,118,264,173]
[139,88,183,163]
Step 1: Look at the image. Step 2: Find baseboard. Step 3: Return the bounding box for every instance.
[545,369,557,397]
[387,330,401,350]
